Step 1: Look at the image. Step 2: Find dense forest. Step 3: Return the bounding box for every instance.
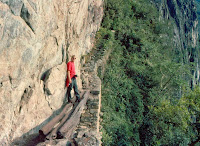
[94,0,200,145]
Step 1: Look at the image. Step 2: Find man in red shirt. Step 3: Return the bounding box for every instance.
[66,55,80,102]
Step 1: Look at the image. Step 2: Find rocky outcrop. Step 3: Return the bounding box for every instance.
[0,0,103,144]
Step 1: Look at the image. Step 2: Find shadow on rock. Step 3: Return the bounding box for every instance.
[11,96,69,146]
[11,133,45,146]
[11,90,84,146]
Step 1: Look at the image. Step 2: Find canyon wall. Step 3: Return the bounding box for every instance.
[0,0,103,144]
[154,0,199,88]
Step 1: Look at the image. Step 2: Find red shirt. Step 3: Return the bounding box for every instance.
[66,61,76,87]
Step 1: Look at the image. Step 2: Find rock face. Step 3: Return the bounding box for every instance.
[154,0,199,88]
[0,0,103,144]
[195,0,200,36]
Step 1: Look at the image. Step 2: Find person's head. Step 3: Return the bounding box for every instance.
[71,55,76,62]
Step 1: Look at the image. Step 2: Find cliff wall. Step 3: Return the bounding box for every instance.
[0,0,103,144]
[154,0,199,88]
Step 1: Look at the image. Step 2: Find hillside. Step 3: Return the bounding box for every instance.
[98,0,200,145]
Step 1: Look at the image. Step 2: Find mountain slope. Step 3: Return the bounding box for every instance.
[98,0,200,145]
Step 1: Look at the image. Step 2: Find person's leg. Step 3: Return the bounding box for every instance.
[67,82,73,101]
[73,78,80,101]
[63,88,68,104]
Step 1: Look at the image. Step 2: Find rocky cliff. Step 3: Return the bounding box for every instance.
[195,0,200,37]
[0,0,103,145]
[154,0,199,88]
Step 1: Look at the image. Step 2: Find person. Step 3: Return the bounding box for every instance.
[66,55,80,102]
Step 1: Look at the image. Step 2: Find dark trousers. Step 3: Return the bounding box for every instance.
[67,77,80,101]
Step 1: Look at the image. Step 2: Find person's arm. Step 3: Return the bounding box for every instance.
[67,70,72,83]
[67,62,72,84]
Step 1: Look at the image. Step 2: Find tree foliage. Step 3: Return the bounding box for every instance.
[95,0,200,145]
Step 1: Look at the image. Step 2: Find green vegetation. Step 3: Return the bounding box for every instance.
[94,0,200,145]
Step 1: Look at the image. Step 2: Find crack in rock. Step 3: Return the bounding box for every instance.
[20,3,35,33]
[19,86,33,113]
